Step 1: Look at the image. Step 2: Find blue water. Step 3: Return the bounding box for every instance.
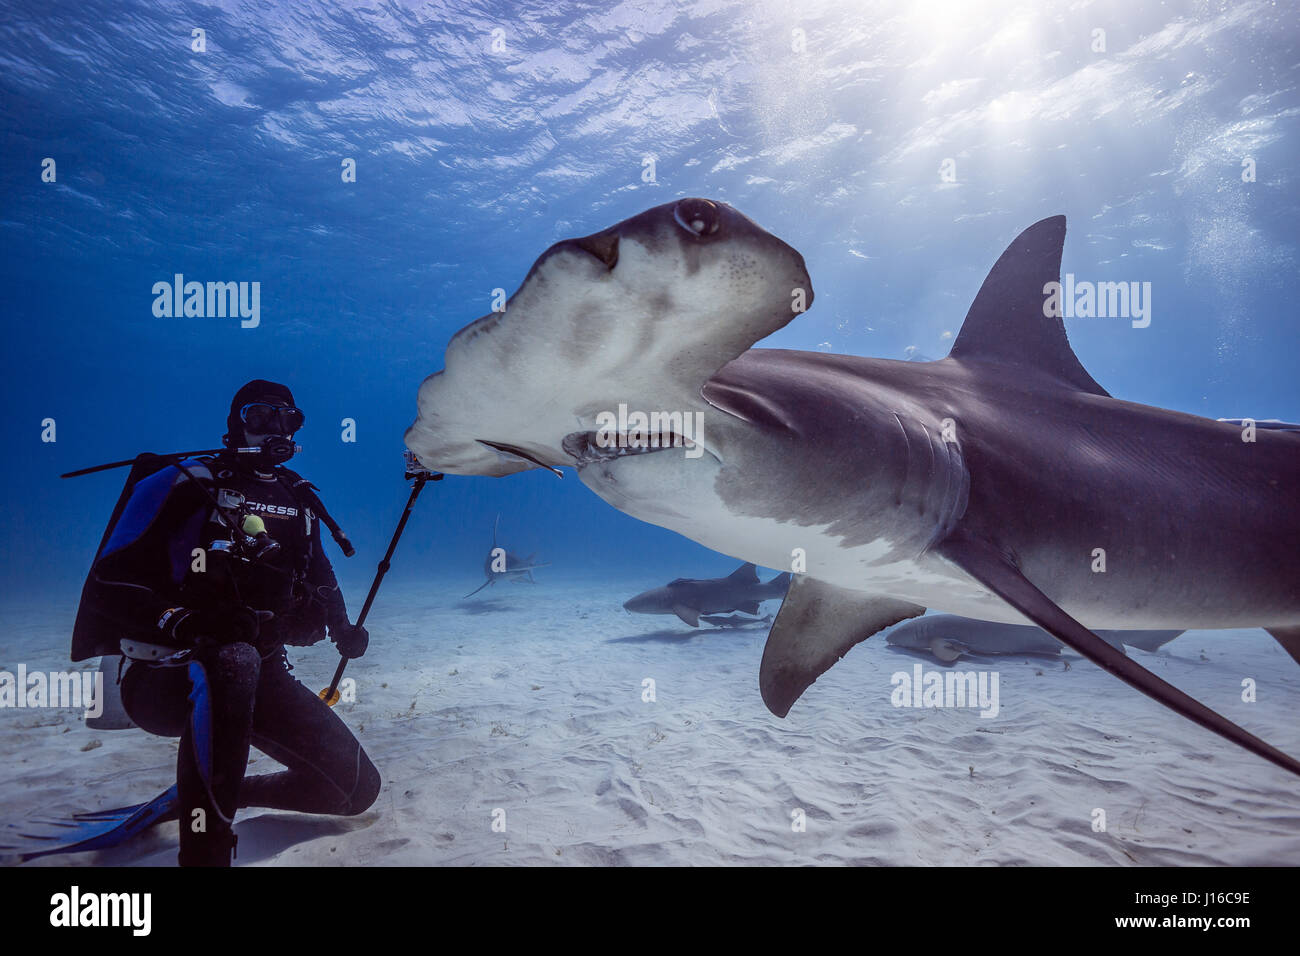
[2,0,1298,604]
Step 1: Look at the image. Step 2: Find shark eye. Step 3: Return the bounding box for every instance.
[673,198,720,238]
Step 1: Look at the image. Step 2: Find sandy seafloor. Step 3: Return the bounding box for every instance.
[3,573,1298,867]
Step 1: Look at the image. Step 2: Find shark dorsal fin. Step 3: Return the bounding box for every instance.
[948,215,1109,397]
[728,562,760,583]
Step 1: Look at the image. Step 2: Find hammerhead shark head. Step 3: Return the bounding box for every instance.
[624,562,791,627]
[463,515,548,598]
[406,199,1300,778]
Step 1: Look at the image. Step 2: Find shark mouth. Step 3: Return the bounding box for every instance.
[561,430,704,468]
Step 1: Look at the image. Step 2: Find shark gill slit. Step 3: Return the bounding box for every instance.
[919,421,936,516]
[890,412,910,508]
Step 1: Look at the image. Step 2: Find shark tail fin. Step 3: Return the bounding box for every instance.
[948,215,1109,397]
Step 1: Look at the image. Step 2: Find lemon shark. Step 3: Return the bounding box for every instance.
[885,614,1184,664]
[405,199,1300,777]
[624,562,791,627]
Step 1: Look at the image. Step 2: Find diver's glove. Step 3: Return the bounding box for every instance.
[330,620,369,659]
[159,604,271,647]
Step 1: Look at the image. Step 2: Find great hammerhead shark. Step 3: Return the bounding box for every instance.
[405,199,1300,777]
[463,515,548,598]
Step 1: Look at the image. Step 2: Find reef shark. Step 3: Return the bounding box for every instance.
[405,199,1300,777]
[463,515,548,598]
[886,614,1184,664]
[624,562,791,627]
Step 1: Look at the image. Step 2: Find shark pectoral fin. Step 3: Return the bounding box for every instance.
[938,533,1300,779]
[1265,627,1300,667]
[930,639,969,664]
[738,601,761,615]
[673,604,701,627]
[462,579,493,599]
[760,576,924,718]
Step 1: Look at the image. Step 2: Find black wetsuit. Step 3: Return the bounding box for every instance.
[103,453,379,865]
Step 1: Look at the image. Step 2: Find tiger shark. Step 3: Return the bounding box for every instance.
[405,198,1300,777]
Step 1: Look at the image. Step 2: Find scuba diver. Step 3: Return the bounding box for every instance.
[67,380,380,866]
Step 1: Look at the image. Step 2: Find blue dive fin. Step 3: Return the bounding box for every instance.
[1,784,179,862]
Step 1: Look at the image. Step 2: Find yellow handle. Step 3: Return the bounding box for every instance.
[318,687,341,706]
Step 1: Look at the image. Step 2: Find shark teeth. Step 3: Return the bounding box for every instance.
[561,431,690,468]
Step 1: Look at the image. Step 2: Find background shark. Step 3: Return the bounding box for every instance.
[885,614,1185,664]
[405,199,1300,778]
[462,515,548,599]
[624,562,791,627]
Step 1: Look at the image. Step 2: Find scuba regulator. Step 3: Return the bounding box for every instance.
[237,434,300,469]
[214,488,282,563]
